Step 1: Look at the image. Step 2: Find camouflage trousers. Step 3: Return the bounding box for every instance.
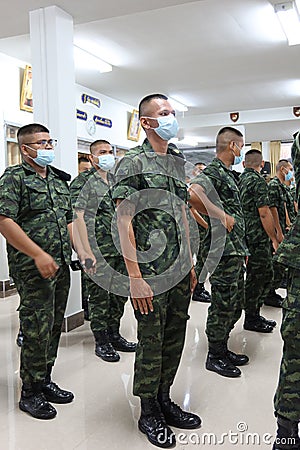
[245,243,273,315]
[14,264,70,385]
[87,279,128,333]
[206,256,245,344]
[274,268,300,421]
[133,274,190,398]
[86,256,128,333]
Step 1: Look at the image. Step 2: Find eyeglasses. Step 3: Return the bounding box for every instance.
[24,139,58,148]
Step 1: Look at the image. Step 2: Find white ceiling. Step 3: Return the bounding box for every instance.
[0,0,300,147]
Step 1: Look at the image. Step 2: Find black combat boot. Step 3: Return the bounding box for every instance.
[42,366,74,404]
[264,289,283,308]
[222,342,249,366]
[19,382,57,419]
[93,330,120,362]
[108,327,137,352]
[192,282,211,303]
[244,312,274,333]
[206,342,241,377]
[157,387,201,429]
[272,414,300,449]
[138,398,176,448]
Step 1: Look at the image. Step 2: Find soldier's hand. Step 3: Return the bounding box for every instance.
[79,250,97,274]
[223,213,235,232]
[130,277,154,315]
[272,239,280,253]
[190,267,198,293]
[34,251,59,279]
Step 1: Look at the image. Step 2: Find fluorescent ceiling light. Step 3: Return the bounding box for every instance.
[74,45,112,73]
[168,97,188,112]
[274,1,300,46]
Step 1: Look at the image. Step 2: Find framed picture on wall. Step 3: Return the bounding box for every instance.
[127,109,141,141]
[20,65,33,113]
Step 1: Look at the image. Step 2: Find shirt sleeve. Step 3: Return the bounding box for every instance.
[111,155,140,201]
[268,181,280,208]
[70,175,89,211]
[0,169,21,220]
[254,177,270,208]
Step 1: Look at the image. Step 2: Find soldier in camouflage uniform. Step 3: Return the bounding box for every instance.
[272,132,300,450]
[190,163,211,303]
[265,159,294,307]
[70,140,136,363]
[112,94,201,448]
[0,124,74,420]
[189,127,249,378]
[239,149,279,333]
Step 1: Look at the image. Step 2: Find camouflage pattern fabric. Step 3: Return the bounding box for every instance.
[275,132,300,271]
[112,139,192,398]
[245,243,273,314]
[192,158,247,345]
[70,169,128,332]
[268,176,288,235]
[0,162,72,385]
[112,139,193,282]
[192,158,248,260]
[86,256,128,333]
[274,268,300,421]
[0,161,73,273]
[283,184,297,224]
[13,265,70,384]
[133,274,190,398]
[239,169,274,313]
[273,131,300,422]
[206,256,245,343]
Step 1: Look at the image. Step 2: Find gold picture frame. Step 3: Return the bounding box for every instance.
[127,109,141,141]
[20,65,33,113]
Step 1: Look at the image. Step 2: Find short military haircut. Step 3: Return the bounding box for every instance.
[216,127,243,154]
[139,93,168,118]
[276,159,290,172]
[244,149,262,168]
[90,139,111,153]
[195,162,206,166]
[17,123,49,145]
[78,156,90,163]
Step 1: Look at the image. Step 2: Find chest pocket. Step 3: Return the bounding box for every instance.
[24,180,50,210]
[143,173,171,208]
[54,182,70,210]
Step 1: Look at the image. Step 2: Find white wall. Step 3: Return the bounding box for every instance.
[75,83,144,148]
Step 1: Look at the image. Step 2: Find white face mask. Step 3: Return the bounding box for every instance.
[25,146,55,167]
[143,115,179,141]
[94,153,115,171]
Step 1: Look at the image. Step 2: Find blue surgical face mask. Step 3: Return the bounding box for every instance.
[95,153,115,171]
[285,170,293,181]
[232,143,244,166]
[147,114,179,141]
[26,146,55,167]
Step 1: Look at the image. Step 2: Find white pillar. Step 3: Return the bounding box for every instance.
[29,6,82,328]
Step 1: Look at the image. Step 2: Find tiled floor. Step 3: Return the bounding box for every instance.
[0,288,285,449]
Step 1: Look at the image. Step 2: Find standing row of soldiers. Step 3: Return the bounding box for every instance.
[0,93,298,449]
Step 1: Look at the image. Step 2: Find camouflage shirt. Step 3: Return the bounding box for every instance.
[112,139,191,278]
[192,158,248,258]
[275,131,300,271]
[0,161,72,273]
[70,167,119,259]
[268,176,287,234]
[283,184,297,224]
[239,168,270,246]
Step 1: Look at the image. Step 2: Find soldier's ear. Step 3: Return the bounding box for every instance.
[20,144,29,156]
[242,161,245,168]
